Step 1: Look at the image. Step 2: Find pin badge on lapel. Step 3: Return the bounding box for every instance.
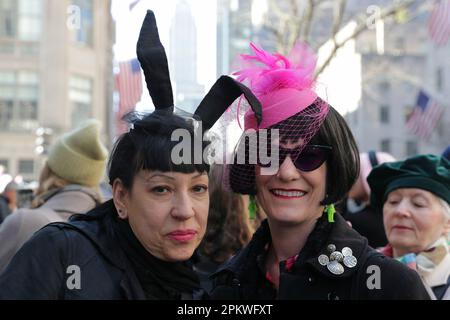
[318,245,358,275]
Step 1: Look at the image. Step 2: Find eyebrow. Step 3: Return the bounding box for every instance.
[412,194,430,201]
[147,174,175,181]
[146,172,206,181]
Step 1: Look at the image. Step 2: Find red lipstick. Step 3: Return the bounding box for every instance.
[168,230,197,243]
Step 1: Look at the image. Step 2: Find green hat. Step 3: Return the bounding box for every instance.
[47,119,108,187]
[367,154,450,210]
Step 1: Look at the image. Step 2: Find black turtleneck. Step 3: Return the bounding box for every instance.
[112,217,202,300]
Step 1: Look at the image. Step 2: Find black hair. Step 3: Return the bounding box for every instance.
[108,111,210,191]
[229,100,360,205]
[310,106,360,205]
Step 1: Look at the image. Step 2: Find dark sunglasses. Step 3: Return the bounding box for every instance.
[258,144,332,172]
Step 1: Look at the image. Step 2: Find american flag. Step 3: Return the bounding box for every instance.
[427,0,450,47]
[115,59,142,134]
[116,59,142,111]
[406,90,444,141]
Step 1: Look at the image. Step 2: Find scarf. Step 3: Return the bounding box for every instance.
[379,237,449,277]
[113,217,202,300]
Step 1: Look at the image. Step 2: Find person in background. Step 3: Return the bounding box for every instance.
[346,151,396,248]
[0,181,18,224]
[196,164,264,291]
[0,119,107,273]
[368,154,450,299]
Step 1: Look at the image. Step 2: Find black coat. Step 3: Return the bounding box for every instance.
[0,202,146,299]
[346,204,388,248]
[210,213,430,300]
[0,201,204,300]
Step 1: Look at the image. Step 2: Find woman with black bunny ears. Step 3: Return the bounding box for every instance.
[0,11,261,300]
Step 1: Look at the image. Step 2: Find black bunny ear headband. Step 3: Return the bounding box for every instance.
[136,10,262,131]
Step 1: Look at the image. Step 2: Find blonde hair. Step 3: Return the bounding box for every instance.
[34,163,70,197]
[31,162,102,208]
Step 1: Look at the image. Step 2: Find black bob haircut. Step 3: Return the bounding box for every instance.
[108,111,210,191]
[229,102,360,206]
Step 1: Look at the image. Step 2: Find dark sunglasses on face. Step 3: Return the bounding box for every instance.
[258,144,332,172]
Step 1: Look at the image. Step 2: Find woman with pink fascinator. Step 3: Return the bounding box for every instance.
[209,43,429,300]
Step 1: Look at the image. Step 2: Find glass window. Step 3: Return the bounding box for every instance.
[18,159,34,175]
[72,0,94,46]
[0,72,15,85]
[18,0,42,41]
[0,0,16,38]
[0,0,42,41]
[0,159,9,172]
[69,75,92,128]
[0,70,39,131]
[380,105,390,123]
[380,139,391,153]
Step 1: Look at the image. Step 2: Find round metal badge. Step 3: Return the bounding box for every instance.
[343,255,358,268]
[330,251,344,262]
[318,254,330,266]
[327,244,336,253]
[327,260,344,275]
[342,247,353,257]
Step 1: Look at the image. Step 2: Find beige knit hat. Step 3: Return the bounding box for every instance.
[46,119,108,187]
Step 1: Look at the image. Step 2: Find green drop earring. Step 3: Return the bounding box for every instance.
[325,204,336,223]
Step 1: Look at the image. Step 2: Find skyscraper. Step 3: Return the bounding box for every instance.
[170,0,204,113]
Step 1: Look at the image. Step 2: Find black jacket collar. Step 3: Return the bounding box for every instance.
[49,200,146,299]
[215,212,368,280]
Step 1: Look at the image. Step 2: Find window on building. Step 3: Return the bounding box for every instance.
[406,141,418,156]
[436,67,444,92]
[0,0,16,38]
[18,159,34,175]
[69,75,92,128]
[0,70,39,131]
[0,0,42,41]
[0,159,9,172]
[380,105,390,123]
[380,139,391,153]
[72,0,94,47]
[0,71,15,129]
[18,0,42,41]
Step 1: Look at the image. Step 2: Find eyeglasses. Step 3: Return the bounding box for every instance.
[258,144,332,172]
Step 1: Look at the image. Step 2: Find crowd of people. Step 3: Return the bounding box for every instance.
[0,10,448,300]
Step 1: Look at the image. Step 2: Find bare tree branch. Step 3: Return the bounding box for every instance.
[331,0,347,37]
[315,0,417,78]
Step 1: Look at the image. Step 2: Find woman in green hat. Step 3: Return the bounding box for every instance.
[368,154,450,300]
